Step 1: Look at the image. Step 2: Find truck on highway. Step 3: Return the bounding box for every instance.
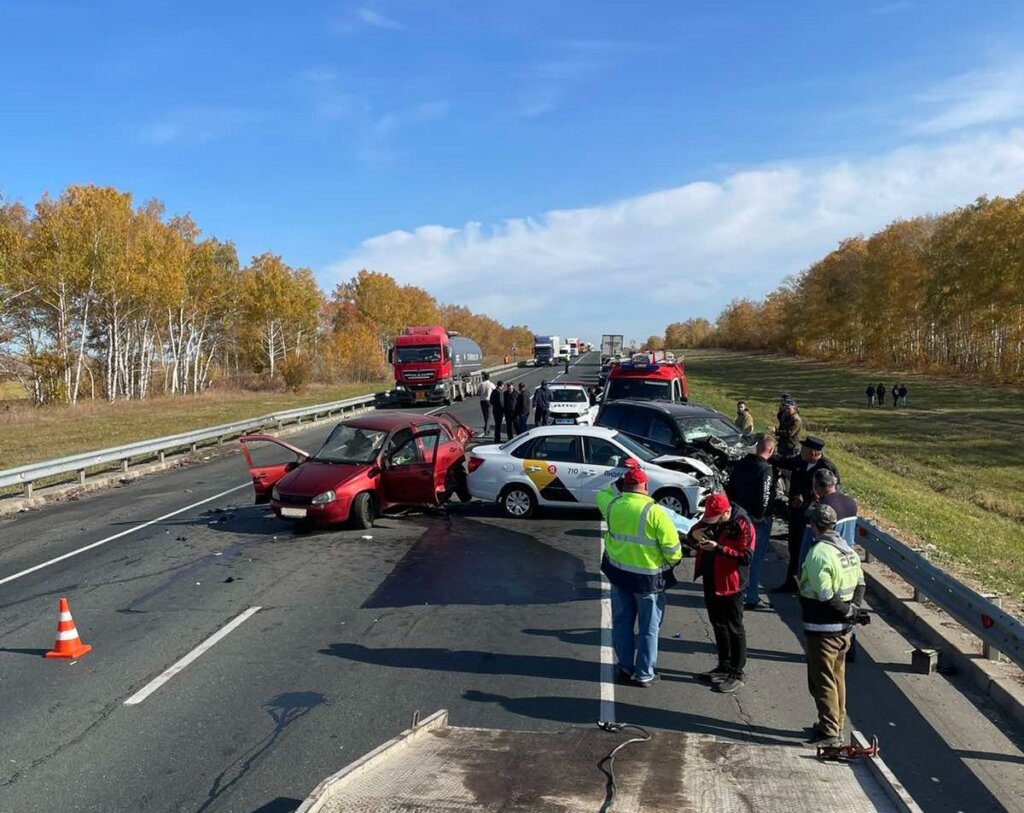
[297,710,918,812]
[600,333,624,362]
[378,325,483,406]
[533,334,562,366]
[566,337,580,357]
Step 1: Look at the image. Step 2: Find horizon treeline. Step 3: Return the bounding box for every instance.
[0,184,533,405]
[662,192,1024,382]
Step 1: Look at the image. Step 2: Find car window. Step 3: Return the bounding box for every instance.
[526,435,580,463]
[510,438,536,459]
[618,409,652,438]
[547,388,587,402]
[416,422,444,452]
[676,416,743,443]
[583,437,626,467]
[315,424,389,463]
[650,416,675,445]
[597,404,623,429]
[607,379,671,401]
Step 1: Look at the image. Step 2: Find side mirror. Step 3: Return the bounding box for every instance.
[386,346,394,362]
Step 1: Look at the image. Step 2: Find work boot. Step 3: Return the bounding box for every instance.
[632,673,660,688]
[699,664,731,684]
[714,672,745,694]
[614,668,634,685]
[744,598,770,611]
[807,723,839,744]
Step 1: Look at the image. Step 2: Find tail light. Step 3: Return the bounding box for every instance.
[468,456,485,473]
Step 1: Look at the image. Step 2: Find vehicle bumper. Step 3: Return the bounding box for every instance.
[550,414,590,426]
[271,496,352,524]
[376,388,446,407]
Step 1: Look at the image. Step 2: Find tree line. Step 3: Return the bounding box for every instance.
[662,193,1024,382]
[0,184,533,405]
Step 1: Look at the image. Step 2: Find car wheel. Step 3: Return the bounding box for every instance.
[500,485,536,519]
[350,492,375,529]
[654,488,688,516]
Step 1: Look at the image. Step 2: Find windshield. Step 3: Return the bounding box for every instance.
[607,378,671,401]
[314,424,389,463]
[395,345,442,363]
[548,388,588,402]
[676,416,743,443]
[611,432,657,462]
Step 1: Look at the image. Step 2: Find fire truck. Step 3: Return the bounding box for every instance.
[602,350,688,403]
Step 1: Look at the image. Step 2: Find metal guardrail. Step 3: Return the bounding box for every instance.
[0,362,519,499]
[856,518,1023,670]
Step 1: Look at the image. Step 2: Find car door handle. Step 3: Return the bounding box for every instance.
[581,470,597,475]
[527,466,542,472]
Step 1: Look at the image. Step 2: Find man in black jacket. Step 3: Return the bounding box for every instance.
[726,434,776,609]
[490,381,505,443]
[503,382,517,439]
[772,436,840,593]
[515,383,532,434]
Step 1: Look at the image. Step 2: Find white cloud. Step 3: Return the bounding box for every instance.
[328,129,1024,339]
[373,101,450,133]
[331,7,404,33]
[139,108,255,146]
[916,59,1024,134]
[356,7,404,30]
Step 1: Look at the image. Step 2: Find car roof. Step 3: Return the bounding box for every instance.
[342,411,445,431]
[603,399,725,418]
[512,425,619,439]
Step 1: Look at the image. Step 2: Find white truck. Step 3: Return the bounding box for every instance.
[600,333,624,362]
[566,337,580,357]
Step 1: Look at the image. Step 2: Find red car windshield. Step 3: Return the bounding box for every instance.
[313,425,389,463]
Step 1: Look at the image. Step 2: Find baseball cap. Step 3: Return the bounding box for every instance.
[622,467,648,488]
[806,502,838,528]
[701,493,731,523]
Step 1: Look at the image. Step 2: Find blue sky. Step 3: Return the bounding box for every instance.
[3,1,1024,340]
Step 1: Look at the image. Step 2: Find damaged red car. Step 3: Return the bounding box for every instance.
[239,411,474,528]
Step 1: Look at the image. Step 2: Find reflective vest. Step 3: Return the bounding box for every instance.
[799,531,865,635]
[596,486,682,593]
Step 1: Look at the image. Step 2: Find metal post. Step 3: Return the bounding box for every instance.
[158,451,165,463]
[24,481,33,498]
[912,551,928,602]
[190,442,198,453]
[983,595,1002,661]
[78,469,86,485]
[121,459,129,473]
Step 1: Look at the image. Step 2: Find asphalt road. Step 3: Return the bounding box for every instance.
[1,352,1022,812]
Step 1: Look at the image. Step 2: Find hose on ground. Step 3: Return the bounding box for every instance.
[596,722,651,813]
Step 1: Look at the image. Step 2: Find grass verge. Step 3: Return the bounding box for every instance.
[681,349,1024,599]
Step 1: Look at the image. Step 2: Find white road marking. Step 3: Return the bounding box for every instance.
[124,606,262,705]
[0,483,250,587]
[599,519,616,723]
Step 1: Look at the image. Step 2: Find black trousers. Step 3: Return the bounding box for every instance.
[480,400,491,430]
[786,515,804,582]
[704,585,746,675]
[493,410,504,442]
[505,411,516,438]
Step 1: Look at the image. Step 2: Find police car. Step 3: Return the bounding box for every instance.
[539,382,599,426]
[466,425,709,519]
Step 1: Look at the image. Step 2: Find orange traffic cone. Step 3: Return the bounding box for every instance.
[45,597,92,659]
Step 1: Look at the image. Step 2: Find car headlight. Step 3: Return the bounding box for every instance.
[311,490,336,505]
[271,485,280,501]
[395,383,406,390]
[434,382,445,390]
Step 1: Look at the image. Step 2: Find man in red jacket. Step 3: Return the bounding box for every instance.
[687,492,756,694]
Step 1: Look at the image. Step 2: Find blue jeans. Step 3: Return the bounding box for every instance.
[745,518,773,604]
[610,584,665,682]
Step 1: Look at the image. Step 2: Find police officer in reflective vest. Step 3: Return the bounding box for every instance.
[596,465,683,687]
[800,502,868,746]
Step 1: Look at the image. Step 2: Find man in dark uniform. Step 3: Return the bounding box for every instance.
[771,436,839,593]
[775,399,802,455]
[875,383,885,406]
[503,382,517,439]
[490,380,505,443]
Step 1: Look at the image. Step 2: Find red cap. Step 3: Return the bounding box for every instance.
[622,466,648,487]
[701,493,731,523]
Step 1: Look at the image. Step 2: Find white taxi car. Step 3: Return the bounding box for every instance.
[467,425,709,519]
[538,383,598,426]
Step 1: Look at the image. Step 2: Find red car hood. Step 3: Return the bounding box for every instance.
[278,461,369,495]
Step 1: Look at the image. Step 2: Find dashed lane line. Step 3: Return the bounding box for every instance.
[123,606,262,705]
[0,483,250,588]
[599,520,616,723]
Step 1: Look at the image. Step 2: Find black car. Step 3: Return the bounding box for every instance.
[595,399,755,483]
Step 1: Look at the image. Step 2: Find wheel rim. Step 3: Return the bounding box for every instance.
[658,494,684,514]
[505,490,531,516]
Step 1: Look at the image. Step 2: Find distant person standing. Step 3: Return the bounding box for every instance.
[490,380,505,443]
[775,399,802,456]
[479,373,495,434]
[899,383,908,407]
[564,356,571,375]
[865,384,875,407]
[875,383,885,407]
[735,400,754,434]
[892,385,899,408]
[503,382,517,439]
[534,380,552,426]
[776,394,790,426]
[515,383,531,434]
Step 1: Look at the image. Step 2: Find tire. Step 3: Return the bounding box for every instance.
[350,492,375,529]
[653,488,689,517]
[499,484,537,519]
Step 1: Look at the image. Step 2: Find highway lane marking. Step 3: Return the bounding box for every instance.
[599,520,616,723]
[124,606,262,705]
[0,483,250,587]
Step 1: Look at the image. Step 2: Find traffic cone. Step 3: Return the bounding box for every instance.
[45,597,92,659]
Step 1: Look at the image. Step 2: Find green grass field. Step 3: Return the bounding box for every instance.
[0,381,388,473]
[681,349,1024,598]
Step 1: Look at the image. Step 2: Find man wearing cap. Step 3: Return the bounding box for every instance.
[775,399,802,455]
[800,502,867,746]
[686,492,756,693]
[596,466,683,688]
[773,436,840,592]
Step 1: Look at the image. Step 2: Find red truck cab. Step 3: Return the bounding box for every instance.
[380,326,483,407]
[603,351,689,403]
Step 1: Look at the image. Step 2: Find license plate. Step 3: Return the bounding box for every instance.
[281,507,307,518]
[555,418,574,425]
[415,391,426,400]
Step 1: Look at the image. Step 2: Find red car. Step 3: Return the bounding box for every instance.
[239,411,474,528]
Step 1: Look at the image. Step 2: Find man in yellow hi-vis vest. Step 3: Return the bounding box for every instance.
[596,465,683,687]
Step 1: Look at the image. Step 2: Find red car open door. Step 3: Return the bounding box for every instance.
[380,429,442,506]
[238,434,309,503]
[435,411,475,445]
